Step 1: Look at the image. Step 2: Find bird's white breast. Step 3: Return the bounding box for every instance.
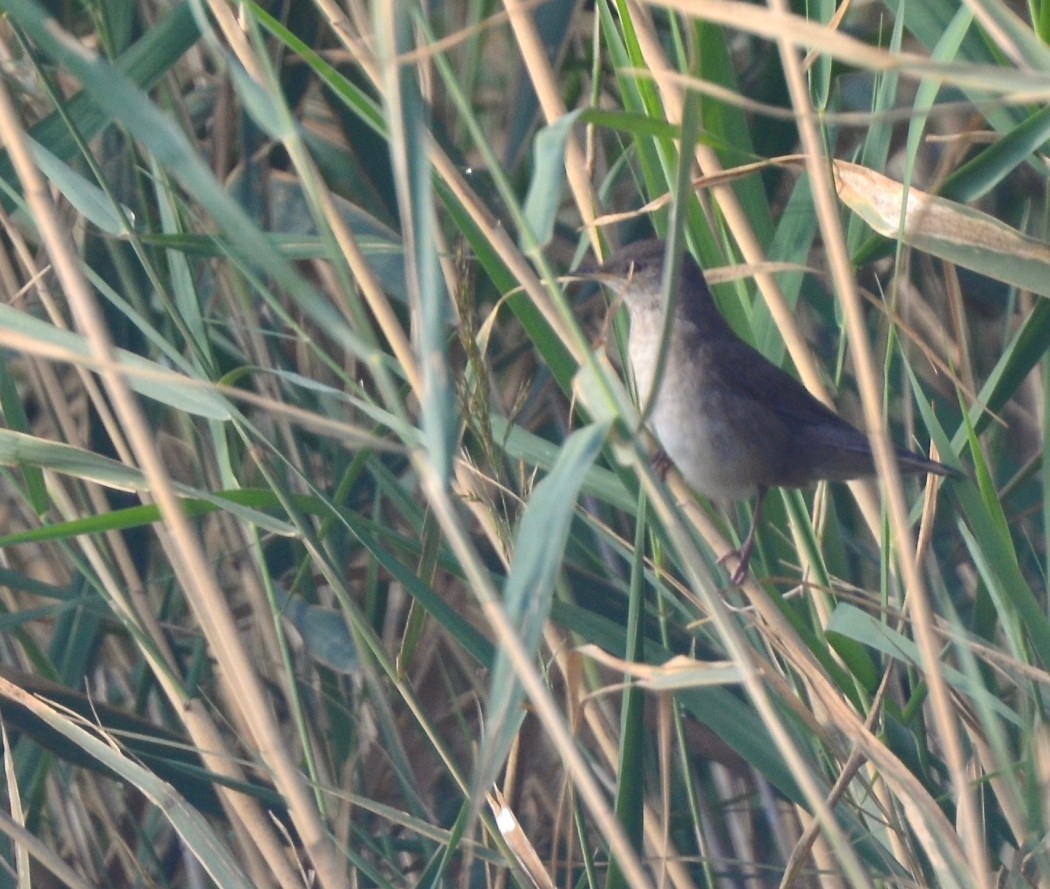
[628,311,760,501]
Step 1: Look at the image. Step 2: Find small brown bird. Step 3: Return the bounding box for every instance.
[583,238,957,584]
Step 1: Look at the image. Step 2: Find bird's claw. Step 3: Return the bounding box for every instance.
[716,548,751,586]
[651,449,673,479]
[717,518,759,586]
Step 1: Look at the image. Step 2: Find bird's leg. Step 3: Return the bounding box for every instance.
[717,487,767,586]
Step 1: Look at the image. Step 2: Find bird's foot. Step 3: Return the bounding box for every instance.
[717,547,753,586]
[717,506,761,586]
[651,449,673,479]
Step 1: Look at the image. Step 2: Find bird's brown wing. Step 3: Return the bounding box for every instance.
[700,334,878,484]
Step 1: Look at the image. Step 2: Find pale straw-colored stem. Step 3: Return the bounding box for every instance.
[767,1,988,884]
[0,65,341,889]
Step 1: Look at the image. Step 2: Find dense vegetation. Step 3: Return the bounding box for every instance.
[0,1,1046,886]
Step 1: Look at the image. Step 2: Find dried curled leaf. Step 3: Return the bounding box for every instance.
[833,160,1050,299]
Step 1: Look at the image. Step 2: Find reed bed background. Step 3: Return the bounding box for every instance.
[0,0,1045,887]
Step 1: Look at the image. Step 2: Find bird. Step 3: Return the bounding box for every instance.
[580,238,957,584]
